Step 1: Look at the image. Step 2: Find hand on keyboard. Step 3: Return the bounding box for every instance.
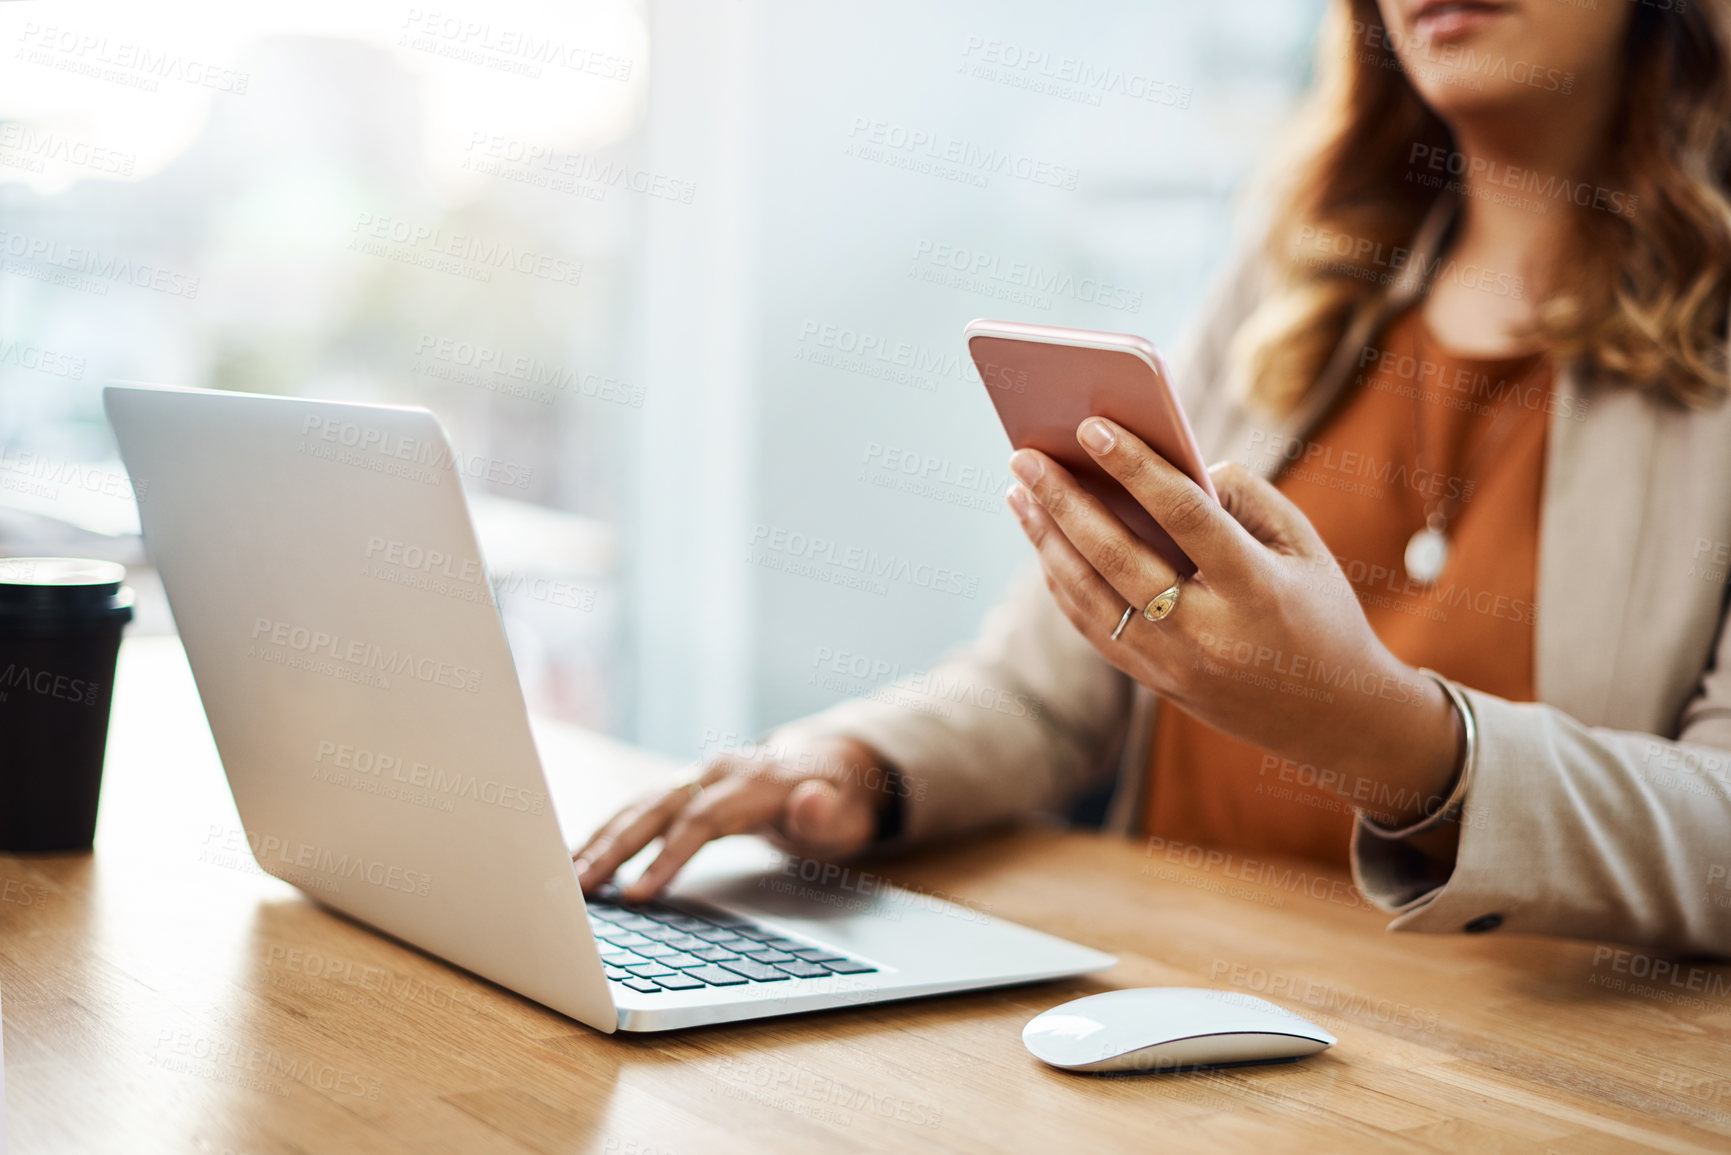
[572,733,896,902]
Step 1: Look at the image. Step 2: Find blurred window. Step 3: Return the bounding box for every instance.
[0,0,1323,755]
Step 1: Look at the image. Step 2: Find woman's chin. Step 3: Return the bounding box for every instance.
[1406,76,1565,127]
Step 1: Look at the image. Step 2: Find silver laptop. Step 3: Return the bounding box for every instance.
[104,383,1113,1032]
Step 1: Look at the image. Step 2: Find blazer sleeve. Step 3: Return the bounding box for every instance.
[770,564,1135,845]
[1351,615,1731,957]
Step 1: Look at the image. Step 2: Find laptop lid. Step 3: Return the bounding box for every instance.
[104,383,617,1030]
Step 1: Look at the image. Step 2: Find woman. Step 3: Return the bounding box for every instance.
[576,0,1731,954]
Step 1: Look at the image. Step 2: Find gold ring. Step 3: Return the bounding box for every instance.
[1143,581,1182,623]
[1110,604,1135,641]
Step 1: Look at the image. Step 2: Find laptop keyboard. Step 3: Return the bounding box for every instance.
[587,886,879,995]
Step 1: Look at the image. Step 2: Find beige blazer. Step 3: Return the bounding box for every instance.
[776,197,1731,956]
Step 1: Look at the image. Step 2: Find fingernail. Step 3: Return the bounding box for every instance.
[1078,418,1116,455]
[572,857,590,874]
[1009,449,1043,485]
[1006,483,1031,518]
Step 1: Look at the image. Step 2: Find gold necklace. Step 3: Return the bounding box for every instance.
[1402,324,1545,586]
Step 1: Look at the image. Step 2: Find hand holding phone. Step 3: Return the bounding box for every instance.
[965,319,1217,576]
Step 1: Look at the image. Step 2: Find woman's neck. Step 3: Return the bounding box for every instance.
[1423,94,1620,357]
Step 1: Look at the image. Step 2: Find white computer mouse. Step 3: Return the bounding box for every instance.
[1023,987,1337,1073]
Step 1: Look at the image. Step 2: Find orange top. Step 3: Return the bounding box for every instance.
[1143,308,1551,867]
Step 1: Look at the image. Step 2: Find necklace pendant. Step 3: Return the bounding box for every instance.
[1404,526,1450,585]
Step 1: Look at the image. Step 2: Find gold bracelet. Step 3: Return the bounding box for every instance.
[1358,668,1476,838]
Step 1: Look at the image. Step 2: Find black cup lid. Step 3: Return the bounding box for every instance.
[0,557,129,614]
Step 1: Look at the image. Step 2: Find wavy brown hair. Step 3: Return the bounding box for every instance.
[1233,0,1731,415]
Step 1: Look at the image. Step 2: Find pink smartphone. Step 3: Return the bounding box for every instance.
[965,318,1218,577]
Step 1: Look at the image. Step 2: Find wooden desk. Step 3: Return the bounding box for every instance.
[3,638,1728,1154]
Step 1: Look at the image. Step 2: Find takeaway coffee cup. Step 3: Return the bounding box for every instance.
[0,557,133,852]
